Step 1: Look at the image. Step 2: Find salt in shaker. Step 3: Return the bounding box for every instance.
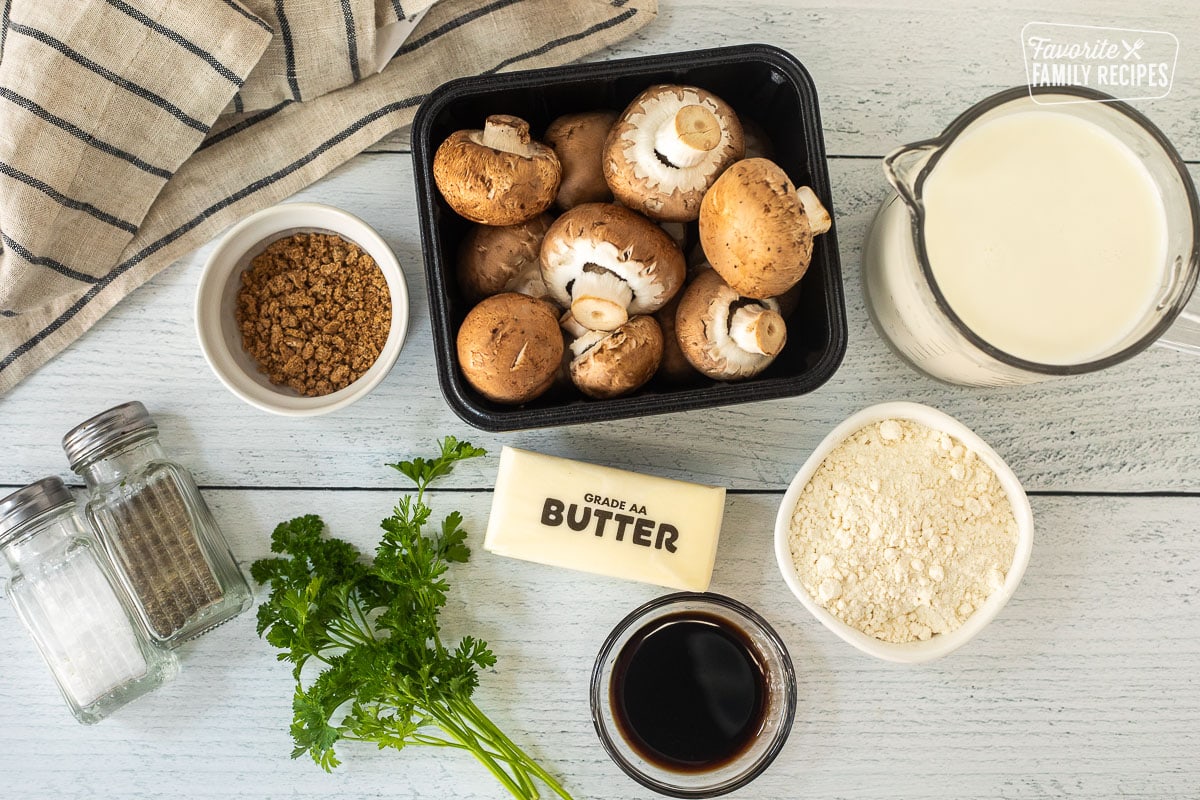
[0,477,177,724]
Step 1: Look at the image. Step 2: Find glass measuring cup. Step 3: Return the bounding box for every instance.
[863,86,1200,386]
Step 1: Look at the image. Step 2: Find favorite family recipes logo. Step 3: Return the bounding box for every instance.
[1022,22,1178,102]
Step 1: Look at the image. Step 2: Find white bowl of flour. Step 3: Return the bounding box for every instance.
[774,401,1034,663]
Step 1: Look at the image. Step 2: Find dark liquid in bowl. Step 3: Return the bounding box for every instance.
[610,612,767,772]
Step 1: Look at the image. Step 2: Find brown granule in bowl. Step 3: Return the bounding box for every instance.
[235,232,391,397]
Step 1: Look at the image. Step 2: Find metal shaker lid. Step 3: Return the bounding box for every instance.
[0,477,75,545]
[62,401,158,472]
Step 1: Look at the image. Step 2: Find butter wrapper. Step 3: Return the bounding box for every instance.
[483,447,726,591]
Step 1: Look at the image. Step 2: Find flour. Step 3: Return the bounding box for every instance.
[787,419,1018,643]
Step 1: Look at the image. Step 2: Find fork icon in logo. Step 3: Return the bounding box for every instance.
[1122,38,1145,60]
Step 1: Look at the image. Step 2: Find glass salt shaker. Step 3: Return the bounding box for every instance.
[62,401,252,646]
[0,478,177,724]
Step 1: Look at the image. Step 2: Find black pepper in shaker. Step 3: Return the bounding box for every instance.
[63,401,252,646]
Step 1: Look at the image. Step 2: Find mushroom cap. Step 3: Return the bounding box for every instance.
[604,85,744,222]
[545,111,618,210]
[699,157,815,299]
[569,315,664,399]
[456,292,563,404]
[776,281,803,318]
[675,268,786,380]
[653,289,698,384]
[658,219,693,254]
[433,115,561,226]
[456,215,554,304]
[540,202,686,325]
[742,117,776,160]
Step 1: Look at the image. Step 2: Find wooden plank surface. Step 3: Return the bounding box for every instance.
[1,490,1196,799]
[3,157,1198,493]
[2,1,1198,798]
[370,0,1200,159]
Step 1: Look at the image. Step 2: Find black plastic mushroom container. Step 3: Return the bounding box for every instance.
[412,43,847,431]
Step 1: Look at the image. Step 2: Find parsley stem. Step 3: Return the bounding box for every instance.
[411,733,466,749]
[330,615,371,645]
[350,596,374,639]
[450,696,572,800]
[341,732,464,750]
[466,716,540,797]
[424,704,532,799]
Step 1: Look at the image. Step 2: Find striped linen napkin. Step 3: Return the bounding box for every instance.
[0,0,656,395]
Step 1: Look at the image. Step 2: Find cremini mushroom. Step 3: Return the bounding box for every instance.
[776,281,803,318]
[653,289,698,384]
[658,220,691,253]
[604,85,744,222]
[541,202,686,332]
[698,157,831,299]
[457,215,553,304]
[456,292,563,404]
[544,111,618,210]
[433,115,561,226]
[742,117,775,160]
[563,313,663,399]
[675,268,787,380]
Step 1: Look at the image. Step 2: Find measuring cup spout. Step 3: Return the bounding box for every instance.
[882,140,940,212]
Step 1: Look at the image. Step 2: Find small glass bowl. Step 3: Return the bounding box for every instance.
[590,592,796,798]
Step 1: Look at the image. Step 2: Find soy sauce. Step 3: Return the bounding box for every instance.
[610,612,767,772]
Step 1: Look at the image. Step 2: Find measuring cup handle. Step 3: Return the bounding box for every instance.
[882,140,941,211]
[1157,280,1200,356]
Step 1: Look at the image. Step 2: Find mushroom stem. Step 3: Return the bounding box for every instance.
[505,265,549,298]
[570,270,634,331]
[729,304,787,356]
[569,329,608,358]
[559,310,591,339]
[477,115,536,156]
[796,185,832,235]
[654,104,722,168]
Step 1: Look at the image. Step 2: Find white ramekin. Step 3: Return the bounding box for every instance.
[773,401,1034,663]
[194,203,409,416]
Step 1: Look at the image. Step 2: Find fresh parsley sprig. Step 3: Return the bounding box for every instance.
[251,437,572,799]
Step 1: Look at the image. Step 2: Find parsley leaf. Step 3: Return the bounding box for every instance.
[253,438,571,799]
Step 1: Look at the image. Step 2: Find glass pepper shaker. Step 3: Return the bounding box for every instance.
[0,478,177,724]
[62,401,252,646]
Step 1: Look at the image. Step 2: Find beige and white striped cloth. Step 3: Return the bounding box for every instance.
[0,0,655,394]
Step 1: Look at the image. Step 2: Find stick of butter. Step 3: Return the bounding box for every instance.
[484,447,726,591]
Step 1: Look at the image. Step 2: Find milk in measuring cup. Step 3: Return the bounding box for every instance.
[921,111,1167,365]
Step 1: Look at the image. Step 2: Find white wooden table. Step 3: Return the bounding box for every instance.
[3,2,1199,798]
